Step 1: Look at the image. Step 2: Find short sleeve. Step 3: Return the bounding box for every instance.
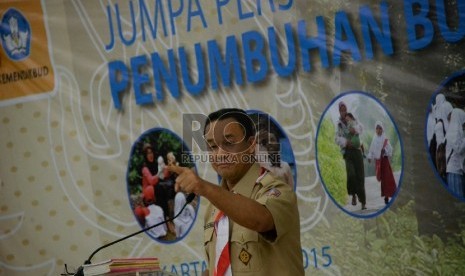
[255,174,298,243]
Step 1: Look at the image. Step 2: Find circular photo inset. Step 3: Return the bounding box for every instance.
[127,128,198,242]
[316,91,403,218]
[426,70,465,201]
[247,110,297,190]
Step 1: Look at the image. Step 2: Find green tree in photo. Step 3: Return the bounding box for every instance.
[317,117,347,205]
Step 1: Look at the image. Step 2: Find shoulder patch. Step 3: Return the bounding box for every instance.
[265,188,281,198]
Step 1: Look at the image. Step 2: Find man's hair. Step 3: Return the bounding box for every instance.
[203,108,256,139]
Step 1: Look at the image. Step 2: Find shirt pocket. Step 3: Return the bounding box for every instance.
[203,225,215,266]
[230,226,262,272]
[204,225,214,245]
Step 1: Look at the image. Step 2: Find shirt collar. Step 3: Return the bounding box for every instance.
[220,163,261,196]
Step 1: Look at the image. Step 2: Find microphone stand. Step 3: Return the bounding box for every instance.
[74,193,195,276]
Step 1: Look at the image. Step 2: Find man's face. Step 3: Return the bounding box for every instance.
[204,118,255,184]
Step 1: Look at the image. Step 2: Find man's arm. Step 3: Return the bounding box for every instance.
[168,165,275,233]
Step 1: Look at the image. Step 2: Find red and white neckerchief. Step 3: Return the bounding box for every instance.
[256,167,268,183]
[213,167,268,276]
[214,210,231,276]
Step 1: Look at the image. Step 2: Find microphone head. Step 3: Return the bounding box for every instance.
[186,193,196,203]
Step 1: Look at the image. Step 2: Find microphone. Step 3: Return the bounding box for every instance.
[73,193,196,276]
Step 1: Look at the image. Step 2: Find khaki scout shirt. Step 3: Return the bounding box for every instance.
[204,163,304,276]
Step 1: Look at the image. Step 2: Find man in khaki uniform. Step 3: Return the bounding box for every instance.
[169,108,304,276]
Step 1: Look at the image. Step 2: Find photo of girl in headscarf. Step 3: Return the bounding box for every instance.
[367,121,397,205]
[444,109,465,198]
[431,93,453,180]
